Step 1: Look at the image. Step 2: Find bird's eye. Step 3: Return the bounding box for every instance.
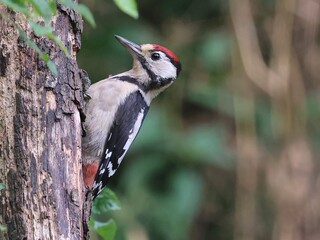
[151,52,161,61]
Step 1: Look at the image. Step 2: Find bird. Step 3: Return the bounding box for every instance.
[82,35,181,199]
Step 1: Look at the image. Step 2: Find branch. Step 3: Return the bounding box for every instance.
[229,0,282,97]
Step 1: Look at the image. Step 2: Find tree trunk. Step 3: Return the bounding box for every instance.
[0,5,87,240]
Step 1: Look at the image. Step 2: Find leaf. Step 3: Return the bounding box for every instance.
[94,219,117,240]
[29,0,54,22]
[0,183,5,191]
[0,224,7,232]
[0,0,30,16]
[113,0,139,19]
[46,60,58,76]
[18,29,58,76]
[29,22,69,56]
[76,4,96,27]
[30,22,53,36]
[18,28,43,57]
[58,0,96,27]
[48,0,57,15]
[49,34,69,56]
[92,188,121,215]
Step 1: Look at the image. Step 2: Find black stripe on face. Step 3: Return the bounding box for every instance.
[118,74,173,92]
[148,77,174,91]
[137,57,157,82]
[137,58,175,91]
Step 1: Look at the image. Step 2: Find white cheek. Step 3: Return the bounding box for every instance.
[151,61,176,79]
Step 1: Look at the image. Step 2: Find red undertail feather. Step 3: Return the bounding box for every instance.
[83,163,99,188]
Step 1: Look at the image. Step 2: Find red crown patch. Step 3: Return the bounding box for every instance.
[151,44,180,63]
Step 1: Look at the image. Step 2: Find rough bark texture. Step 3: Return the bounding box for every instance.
[0,5,87,240]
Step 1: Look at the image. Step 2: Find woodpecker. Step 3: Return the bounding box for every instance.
[82,35,181,199]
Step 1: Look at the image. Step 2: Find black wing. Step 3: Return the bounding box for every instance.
[92,91,149,198]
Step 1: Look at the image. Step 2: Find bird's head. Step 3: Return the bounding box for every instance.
[115,35,181,94]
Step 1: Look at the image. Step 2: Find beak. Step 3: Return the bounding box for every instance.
[115,35,143,59]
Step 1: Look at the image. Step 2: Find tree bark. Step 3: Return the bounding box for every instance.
[0,5,87,240]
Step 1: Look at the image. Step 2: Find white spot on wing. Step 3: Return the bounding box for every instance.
[99,168,105,175]
[97,149,113,176]
[107,132,112,141]
[105,149,112,159]
[93,180,102,192]
[107,161,117,177]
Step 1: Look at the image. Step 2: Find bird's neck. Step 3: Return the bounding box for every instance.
[114,67,173,103]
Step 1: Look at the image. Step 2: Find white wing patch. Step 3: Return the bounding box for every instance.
[118,108,145,165]
[101,108,145,179]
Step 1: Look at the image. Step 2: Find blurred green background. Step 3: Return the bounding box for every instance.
[78,0,320,239]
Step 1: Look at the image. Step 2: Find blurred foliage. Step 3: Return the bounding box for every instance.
[0,0,138,75]
[91,188,121,239]
[0,224,6,233]
[92,188,121,215]
[0,183,6,232]
[79,0,320,239]
[0,0,96,74]
[113,0,138,19]
[0,182,5,191]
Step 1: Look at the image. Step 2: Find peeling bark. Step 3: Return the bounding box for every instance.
[0,6,87,240]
